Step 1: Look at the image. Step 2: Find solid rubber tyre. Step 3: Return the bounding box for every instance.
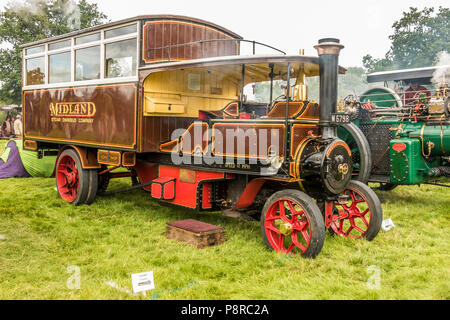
[84,169,99,205]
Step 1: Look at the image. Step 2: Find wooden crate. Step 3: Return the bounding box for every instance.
[166,219,225,249]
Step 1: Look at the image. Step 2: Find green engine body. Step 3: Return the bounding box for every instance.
[389,122,449,184]
[390,138,433,184]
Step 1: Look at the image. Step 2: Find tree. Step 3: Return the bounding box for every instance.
[363,6,449,72]
[362,53,393,73]
[0,0,108,104]
[306,67,368,102]
[337,67,369,98]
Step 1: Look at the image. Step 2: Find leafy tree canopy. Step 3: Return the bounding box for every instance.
[363,6,449,72]
[308,67,368,102]
[0,0,108,104]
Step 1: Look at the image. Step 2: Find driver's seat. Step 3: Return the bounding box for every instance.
[198,101,240,119]
[266,101,305,118]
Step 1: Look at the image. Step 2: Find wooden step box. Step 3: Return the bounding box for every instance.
[166,219,226,249]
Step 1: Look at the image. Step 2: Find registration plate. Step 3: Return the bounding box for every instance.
[331,113,350,124]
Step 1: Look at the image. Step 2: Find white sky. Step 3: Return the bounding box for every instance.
[0,0,449,67]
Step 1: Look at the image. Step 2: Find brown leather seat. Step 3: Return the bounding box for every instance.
[266,101,305,118]
[199,102,240,119]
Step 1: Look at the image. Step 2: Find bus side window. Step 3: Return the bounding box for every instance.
[26,57,45,85]
[75,46,100,81]
[105,38,137,78]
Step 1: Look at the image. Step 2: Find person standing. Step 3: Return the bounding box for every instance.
[4,115,12,137]
[13,115,23,138]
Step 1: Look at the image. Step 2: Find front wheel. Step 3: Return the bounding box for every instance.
[261,189,325,258]
[329,180,382,241]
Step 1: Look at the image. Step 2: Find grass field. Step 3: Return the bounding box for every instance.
[0,140,449,300]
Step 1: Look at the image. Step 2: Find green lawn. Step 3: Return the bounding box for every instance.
[0,140,449,299]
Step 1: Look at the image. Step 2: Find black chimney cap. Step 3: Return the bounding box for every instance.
[318,38,340,44]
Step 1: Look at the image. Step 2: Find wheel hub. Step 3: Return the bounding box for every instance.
[279,222,293,235]
[67,172,75,184]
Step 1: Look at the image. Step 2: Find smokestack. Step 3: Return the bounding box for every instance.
[314,38,344,138]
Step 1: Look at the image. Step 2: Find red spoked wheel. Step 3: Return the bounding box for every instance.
[57,154,79,202]
[264,198,311,254]
[56,149,89,205]
[261,189,325,258]
[329,180,382,241]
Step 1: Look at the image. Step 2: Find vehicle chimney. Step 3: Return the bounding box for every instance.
[314,38,344,138]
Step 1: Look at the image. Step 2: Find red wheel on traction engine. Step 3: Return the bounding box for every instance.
[56,149,89,206]
[260,189,325,258]
[328,180,382,241]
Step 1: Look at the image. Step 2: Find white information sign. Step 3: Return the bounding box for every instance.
[131,271,155,293]
[381,218,395,231]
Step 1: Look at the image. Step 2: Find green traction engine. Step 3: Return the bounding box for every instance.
[336,65,450,188]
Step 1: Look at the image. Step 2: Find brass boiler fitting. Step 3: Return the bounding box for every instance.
[293,49,308,101]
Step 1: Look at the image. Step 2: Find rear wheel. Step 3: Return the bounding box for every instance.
[261,189,325,258]
[329,180,382,241]
[84,169,98,204]
[56,149,89,206]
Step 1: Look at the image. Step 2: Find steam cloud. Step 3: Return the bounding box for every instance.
[63,1,81,30]
[7,0,45,16]
[432,51,450,84]
[6,0,81,29]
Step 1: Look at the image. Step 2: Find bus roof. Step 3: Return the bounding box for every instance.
[20,15,243,49]
[138,54,347,80]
